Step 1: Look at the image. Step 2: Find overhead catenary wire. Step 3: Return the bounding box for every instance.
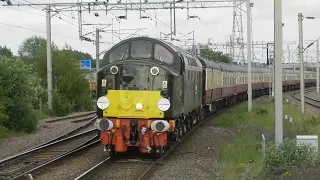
[7,0,202,42]
[0,22,82,40]
[3,0,89,32]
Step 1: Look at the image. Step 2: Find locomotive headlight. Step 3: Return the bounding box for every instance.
[150,66,159,76]
[97,96,110,110]
[95,118,113,131]
[151,120,170,132]
[157,98,170,111]
[136,103,143,110]
[110,66,118,74]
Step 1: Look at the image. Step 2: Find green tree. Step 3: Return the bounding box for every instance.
[0,45,13,58]
[199,45,232,63]
[0,55,39,132]
[18,35,57,63]
[62,44,93,60]
[29,43,93,116]
[18,36,94,116]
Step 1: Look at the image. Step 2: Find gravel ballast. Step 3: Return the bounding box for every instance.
[34,122,232,180]
[33,144,109,180]
[0,113,92,160]
[4,90,317,179]
[148,118,233,180]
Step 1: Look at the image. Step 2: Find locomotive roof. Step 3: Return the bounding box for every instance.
[109,36,183,53]
[101,36,184,73]
[102,36,317,75]
[196,56,269,73]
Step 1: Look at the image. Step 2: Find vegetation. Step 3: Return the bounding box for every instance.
[0,55,39,134]
[214,97,320,179]
[199,44,232,63]
[184,44,232,63]
[0,35,94,138]
[0,46,13,58]
[263,139,320,178]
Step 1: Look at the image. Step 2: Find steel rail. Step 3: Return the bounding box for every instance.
[0,116,97,165]
[292,88,320,108]
[0,129,98,180]
[45,111,96,123]
[10,138,101,180]
[73,157,111,180]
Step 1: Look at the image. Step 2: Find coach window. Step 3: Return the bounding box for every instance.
[154,44,174,65]
[131,40,152,58]
[109,43,129,63]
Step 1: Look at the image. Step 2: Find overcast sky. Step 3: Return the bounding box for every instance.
[0,0,319,63]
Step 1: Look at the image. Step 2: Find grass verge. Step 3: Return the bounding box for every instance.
[214,96,320,179]
[0,125,26,139]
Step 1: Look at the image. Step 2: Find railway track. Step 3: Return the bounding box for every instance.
[73,155,155,180]
[72,88,317,180]
[292,88,320,108]
[45,111,96,123]
[73,99,239,180]
[1,116,97,164]
[0,129,99,180]
[135,102,235,180]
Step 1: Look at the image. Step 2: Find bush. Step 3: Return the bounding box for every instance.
[254,107,269,115]
[263,139,320,177]
[51,89,74,116]
[0,99,9,127]
[0,55,38,132]
[31,43,94,116]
